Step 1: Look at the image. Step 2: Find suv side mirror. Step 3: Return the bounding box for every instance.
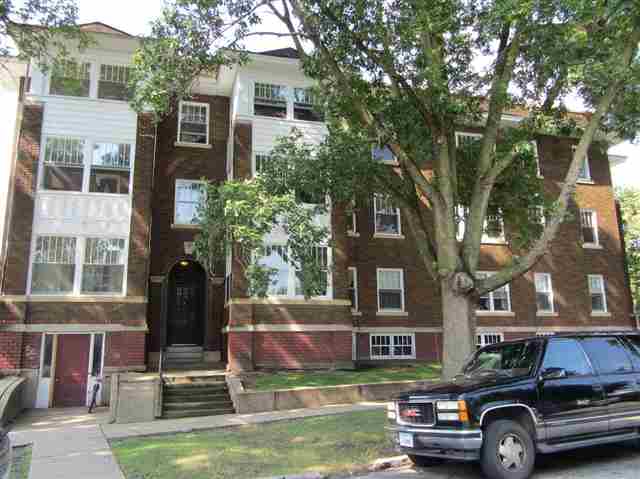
[540,367,567,381]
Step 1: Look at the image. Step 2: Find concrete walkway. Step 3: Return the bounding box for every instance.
[10,407,124,479]
[8,402,386,478]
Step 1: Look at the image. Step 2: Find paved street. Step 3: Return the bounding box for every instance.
[362,442,640,479]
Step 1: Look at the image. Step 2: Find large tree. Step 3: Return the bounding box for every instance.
[131,0,640,377]
[1,0,86,70]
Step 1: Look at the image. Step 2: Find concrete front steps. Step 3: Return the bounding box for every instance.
[162,372,235,419]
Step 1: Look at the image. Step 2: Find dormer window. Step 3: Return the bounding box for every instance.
[293,88,323,121]
[254,83,287,118]
[178,101,210,146]
[98,64,131,101]
[49,61,91,97]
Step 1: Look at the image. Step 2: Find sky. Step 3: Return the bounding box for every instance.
[75,0,638,185]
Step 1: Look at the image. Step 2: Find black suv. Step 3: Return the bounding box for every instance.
[386,332,640,479]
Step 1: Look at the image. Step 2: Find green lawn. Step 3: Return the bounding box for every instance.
[250,364,441,391]
[112,410,394,479]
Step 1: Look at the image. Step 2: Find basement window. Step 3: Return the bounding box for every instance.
[370,334,415,359]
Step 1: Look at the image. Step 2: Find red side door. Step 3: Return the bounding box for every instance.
[53,334,91,407]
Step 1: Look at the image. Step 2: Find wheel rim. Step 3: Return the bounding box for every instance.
[497,433,526,470]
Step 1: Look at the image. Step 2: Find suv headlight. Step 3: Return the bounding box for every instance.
[436,400,469,422]
[387,402,397,420]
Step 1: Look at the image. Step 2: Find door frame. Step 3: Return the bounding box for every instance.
[164,259,208,347]
[35,332,106,408]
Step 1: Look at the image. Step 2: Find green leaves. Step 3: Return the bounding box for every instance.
[616,187,640,312]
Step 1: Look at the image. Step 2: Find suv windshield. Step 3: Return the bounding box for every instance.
[461,340,542,379]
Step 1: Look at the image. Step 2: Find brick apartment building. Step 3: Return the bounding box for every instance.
[0,23,635,409]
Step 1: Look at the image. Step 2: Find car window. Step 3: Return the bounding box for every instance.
[580,337,633,374]
[463,340,541,378]
[623,336,640,369]
[542,339,593,377]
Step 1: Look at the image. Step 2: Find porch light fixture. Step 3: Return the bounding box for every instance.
[179,260,190,267]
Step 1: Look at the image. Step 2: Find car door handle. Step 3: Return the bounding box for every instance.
[593,384,604,391]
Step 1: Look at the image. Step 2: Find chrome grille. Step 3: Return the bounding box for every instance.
[398,402,435,425]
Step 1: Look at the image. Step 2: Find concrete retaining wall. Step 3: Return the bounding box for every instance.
[109,373,162,424]
[227,376,436,414]
[0,376,26,426]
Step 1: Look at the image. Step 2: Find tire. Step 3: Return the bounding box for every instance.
[480,419,535,479]
[407,454,443,467]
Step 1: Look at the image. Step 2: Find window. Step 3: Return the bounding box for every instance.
[294,246,329,296]
[377,268,405,312]
[31,236,76,293]
[49,61,91,97]
[465,340,541,377]
[542,339,593,377]
[534,273,554,313]
[370,334,415,359]
[178,102,209,145]
[581,337,632,374]
[89,143,132,194]
[574,146,592,182]
[254,152,270,175]
[455,131,483,148]
[476,333,503,349]
[98,64,131,101]
[374,194,401,236]
[580,209,599,246]
[372,145,397,164]
[254,82,287,118]
[536,331,555,337]
[348,267,358,312]
[91,334,104,377]
[483,212,505,242]
[40,334,54,378]
[175,180,206,225]
[476,272,511,312]
[347,201,358,235]
[531,206,546,227]
[588,274,607,313]
[42,137,85,191]
[623,336,640,370]
[293,87,322,121]
[455,205,469,240]
[81,238,126,294]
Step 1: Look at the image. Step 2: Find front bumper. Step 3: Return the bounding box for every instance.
[386,425,483,461]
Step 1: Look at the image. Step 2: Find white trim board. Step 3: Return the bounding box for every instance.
[1,323,148,333]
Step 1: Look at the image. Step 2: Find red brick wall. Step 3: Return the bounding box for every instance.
[21,332,42,369]
[227,331,253,371]
[2,103,43,295]
[105,331,146,368]
[254,331,352,369]
[0,332,23,369]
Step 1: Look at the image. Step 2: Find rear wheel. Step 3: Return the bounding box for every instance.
[407,454,444,467]
[480,419,535,479]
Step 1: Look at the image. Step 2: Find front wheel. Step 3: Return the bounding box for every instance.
[480,419,535,479]
[407,454,443,467]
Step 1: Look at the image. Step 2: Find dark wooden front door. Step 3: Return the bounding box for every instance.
[53,334,90,407]
[167,262,205,346]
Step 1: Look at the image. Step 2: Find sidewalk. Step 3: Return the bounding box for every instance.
[8,402,386,479]
[10,408,123,479]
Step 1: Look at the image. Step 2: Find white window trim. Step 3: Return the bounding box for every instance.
[260,243,333,300]
[373,194,403,238]
[376,268,405,313]
[534,273,555,314]
[455,131,483,147]
[573,146,593,183]
[476,271,512,314]
[370,333,416,360]
[532,140,543,178]
[348,266,359,312]
[251,82,322,123]
[482,212,506,244]
[27,235,129,297]
[176,101,211,148]
[38,135,135,196]
[174,179,207,227]
[347,200,359,237]
[580,209,601,248]
[588,274,608,314]
[476,332,504,348]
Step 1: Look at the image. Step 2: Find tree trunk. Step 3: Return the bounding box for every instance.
[441,280,476,380]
